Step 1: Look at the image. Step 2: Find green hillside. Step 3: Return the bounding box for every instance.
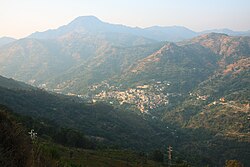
[0,75,249,166]
[0,105,168,167]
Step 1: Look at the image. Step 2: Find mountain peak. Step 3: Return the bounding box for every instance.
[68,15,103,26]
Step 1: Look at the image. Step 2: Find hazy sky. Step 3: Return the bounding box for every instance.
[1,0,250,38]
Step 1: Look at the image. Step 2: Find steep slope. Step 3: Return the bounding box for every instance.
[189,33,250,65]
[117,33,249,92]
[119,41,218,93]
[161,34,250,139]
[185,60,249,139]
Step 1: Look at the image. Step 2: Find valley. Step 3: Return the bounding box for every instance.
[0,15,249,167]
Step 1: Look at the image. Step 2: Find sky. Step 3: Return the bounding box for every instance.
[0,0,250,39]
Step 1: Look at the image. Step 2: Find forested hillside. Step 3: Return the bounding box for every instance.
[0,76,249,166]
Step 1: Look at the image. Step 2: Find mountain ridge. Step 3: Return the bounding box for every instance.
[28,16,196,42]
[0,36,16,47]
[27,16,250,42]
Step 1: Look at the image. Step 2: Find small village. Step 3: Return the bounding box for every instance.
[88,81,170,113]
[48,79,250,115]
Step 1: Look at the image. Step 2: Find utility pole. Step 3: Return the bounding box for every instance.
[167,145,173,166]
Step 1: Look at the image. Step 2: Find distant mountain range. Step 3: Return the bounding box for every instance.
[27,16,197,41]
[28,16,250,41]
[1,16,249,47]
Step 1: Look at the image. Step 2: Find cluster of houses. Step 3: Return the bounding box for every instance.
[89,81,170,113]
